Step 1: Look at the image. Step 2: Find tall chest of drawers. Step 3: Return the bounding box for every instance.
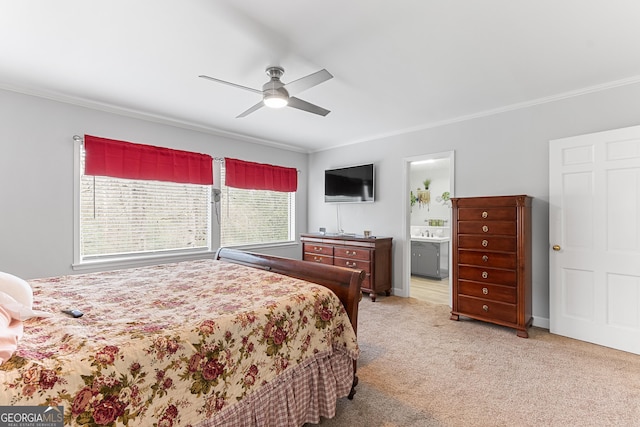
[300,233,393,302]
[449,195,532,337]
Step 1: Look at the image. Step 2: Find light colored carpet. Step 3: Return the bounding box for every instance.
[308,296,640,427]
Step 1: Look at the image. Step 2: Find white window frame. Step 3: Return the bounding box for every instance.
[72,139,215,271]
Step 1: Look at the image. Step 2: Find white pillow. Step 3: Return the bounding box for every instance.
[0,305,23,364]
[0,271,33,309]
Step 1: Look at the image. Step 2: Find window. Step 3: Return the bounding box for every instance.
[219,163,295,246]
[76,140,211,264]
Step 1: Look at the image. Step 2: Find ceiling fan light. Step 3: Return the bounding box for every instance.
[263,93,288,108]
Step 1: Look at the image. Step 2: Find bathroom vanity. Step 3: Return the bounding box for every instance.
[411,237,449,279]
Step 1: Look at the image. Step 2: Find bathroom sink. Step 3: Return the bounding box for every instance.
[411,235,449,242]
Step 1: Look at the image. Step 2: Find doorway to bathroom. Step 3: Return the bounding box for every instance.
[403,151,454,306]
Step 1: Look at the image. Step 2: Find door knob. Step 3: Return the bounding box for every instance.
[552,245,561,251]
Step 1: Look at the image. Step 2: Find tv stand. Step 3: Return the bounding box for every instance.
[300,233,393,301]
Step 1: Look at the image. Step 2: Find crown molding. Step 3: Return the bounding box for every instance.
[0,83,310,154]
[313,74,640,153]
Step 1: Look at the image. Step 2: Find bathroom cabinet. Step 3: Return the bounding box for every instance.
[411,241,448,279]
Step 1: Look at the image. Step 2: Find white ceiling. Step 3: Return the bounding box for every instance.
[2,1,640,153]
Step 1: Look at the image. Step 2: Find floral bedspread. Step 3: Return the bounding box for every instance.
[0,259,359,426]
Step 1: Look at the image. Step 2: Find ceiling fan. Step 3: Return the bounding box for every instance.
[199,66,333,118]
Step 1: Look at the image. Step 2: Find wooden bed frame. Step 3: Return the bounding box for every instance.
[215,247,365,398]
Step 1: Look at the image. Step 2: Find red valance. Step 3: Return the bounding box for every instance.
[225,158,297,192]
[84,135,213,185]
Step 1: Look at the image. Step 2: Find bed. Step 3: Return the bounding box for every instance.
[0,248,364,426]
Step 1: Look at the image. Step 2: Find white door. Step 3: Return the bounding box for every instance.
[550,125,640,355]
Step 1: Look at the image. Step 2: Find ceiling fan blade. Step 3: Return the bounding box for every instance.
[287,97,330,116]
[199,75,263,95]
[283,69,333,96]
[236,101,265,118]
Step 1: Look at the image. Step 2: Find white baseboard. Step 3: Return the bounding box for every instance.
[533,316,550,330]
[395,290,551,331]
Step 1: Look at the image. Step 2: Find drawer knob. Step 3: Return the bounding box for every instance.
[482,211,488,218]
[482,304,489,312]
[346,250,357,256]
[482,239,489,247]
[482,225,489,233]
[482,271,488,279]
[314,246,321,251]
[346,261,357,268]
[482,255,489,262]
[482,287,489,295]
[314,257,322,262]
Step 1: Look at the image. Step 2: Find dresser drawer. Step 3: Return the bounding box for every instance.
[300,234,393,302]
[457,221,516,236]
[334,257,371,273]
[458,207,516,221]
[458,265,516,286]
[450,195,532,337]
[303,253,333,265]
[458,250,517,269]
[303,243,334,256]
[334,247,371,261]
[457,295,517,324]
[457,235,516,252]
[458,280,516,304]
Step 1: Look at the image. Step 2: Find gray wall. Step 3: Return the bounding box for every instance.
[3,82,640,328]
[308,82,640,327]
[0,89,307,279]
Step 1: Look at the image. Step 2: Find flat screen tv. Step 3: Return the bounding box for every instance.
[324,163,375,203]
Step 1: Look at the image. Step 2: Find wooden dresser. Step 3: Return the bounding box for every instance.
[300,233,393,302]
[449,195,532,337]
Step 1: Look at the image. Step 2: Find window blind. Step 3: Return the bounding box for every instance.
[80,148,211,259]
[220,163,294,246]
